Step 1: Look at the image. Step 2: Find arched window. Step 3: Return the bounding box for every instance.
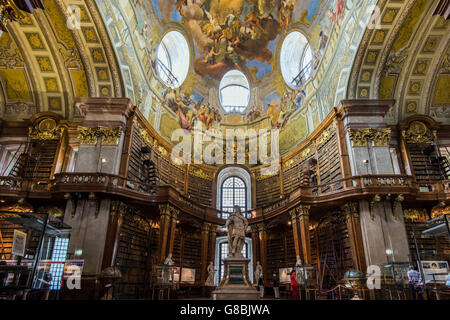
[280,31,313,89]
[156,31,190,88]
[219,70,250,113]
[221,176,247,219]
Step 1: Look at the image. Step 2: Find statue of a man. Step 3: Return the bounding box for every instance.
[255,261,263,283]
[225,205,248,257]
[205,261,216,286]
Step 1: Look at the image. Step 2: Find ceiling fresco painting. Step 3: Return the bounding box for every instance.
[112,0,379,155]
[149,0,341,81]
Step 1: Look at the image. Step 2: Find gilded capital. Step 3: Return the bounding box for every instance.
[348,128,372,147]
[202,222,211,232]
[296,205,310,217]
[250,224,259,233]
[98,126,122,145]
[348,128,391,147]
[77,126,98,145]
[372,128,391,147]
[341,202,359,218]
[159,204,172,217]
[257,223,266,232]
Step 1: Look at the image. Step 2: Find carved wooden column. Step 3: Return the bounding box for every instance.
[200,222,211,284]
[208,224,218,266]
[158,204,172,264]
[297,205,311,265]
[250,224,260,281]
[289,208,302,259]
[167,207,179,257]
[257,223,268,281]
[101,201,125,269]
[341,202,367,272]
[335,118,352,186]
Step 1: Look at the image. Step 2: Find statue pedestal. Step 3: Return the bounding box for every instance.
[211,257,259,300]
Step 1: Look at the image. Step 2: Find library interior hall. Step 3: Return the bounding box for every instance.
[0,0,449,301]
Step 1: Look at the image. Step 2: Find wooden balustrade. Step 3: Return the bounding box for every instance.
[0,173,448,223]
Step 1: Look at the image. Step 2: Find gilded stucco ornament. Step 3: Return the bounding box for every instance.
[347,128,373,147]
[371,128,391,147]
[77,126,122,145]
[97,126,122,145]
[29,118,65,140]
[0,0,24,30]
[77,126,98,145]
[402,121,435,144]
[348,128,391,147]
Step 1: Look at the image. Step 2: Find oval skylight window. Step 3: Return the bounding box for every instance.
[219,70,250,113]
[156,31,190,88]
[280,31,313,89]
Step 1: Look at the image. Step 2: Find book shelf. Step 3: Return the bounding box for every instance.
[188,174,212,207]
[404,220,450,262]
[115,211,151,299]
[407,143,443,182]
[18,140,58,180]
[317,132,341,191]
[153,152,185,193]
[311,216,353,286]
[282,158,312,195]
[255,174,280,207]
[127,130,150,184]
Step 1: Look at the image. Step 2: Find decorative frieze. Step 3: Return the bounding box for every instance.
[347,128,391,147]
[77,125,122,145]
[97,126,122,145]
[77,126,99,145]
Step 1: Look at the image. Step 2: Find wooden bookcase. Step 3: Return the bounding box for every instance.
[115,211,151,299]
[407,143,444,182]
[317,132,341,191]
[188,174,212,207]
[255,174,280,208]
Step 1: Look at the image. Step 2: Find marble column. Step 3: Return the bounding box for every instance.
[250,225,260,282]
[257,223,268,281]
[209,225,218,267]
[289,208,302,259]
[297,205,311,265]
[167,208,179,257]
[338,100,410,267]
[341,202,366,272]
[63,98,133,280]
[200,222,211,285]
[158,204,172,264]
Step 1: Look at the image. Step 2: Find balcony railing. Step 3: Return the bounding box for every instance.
[0,173,448,222]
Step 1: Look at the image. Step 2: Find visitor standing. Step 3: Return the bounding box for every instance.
[272,273,280,299]
[258,276,264,299]
[407,265,423,300]
[290,269,298,300]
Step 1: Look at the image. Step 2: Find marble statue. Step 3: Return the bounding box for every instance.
[205,261,216,286]
[295,255,307,285]
[164,253,175,266]
[254,261,263,283]
[225,205,248,257]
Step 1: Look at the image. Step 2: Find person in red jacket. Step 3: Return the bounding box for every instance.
[290,269,298,300]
